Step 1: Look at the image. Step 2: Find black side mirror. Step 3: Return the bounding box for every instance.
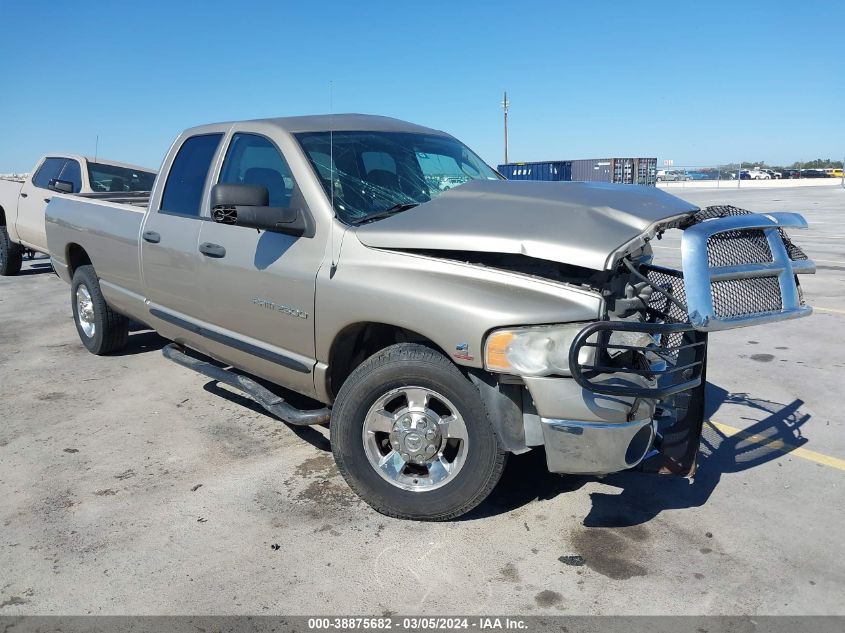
[210,183,310,236]
[48,179,74,194]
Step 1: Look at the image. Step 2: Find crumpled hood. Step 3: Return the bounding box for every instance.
[355,180,698,270]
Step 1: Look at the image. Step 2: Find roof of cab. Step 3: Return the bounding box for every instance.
[190,114,451,136]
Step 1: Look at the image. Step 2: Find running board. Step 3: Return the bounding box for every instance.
[162,343,331,427]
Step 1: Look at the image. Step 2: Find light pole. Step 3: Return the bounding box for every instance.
[501,91,510,165]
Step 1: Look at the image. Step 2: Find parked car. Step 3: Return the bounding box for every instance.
[45,114,815,520]
[687,171,717,181]
[801,169,829,178]
[731,170,753,180]
[824,168,843,178]
[656,170,690,182]
[0,155,156,275]
[762,169,782,179]
[782,169,801,179]
[745,168,771,180]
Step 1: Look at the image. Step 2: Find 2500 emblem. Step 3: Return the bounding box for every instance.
[252,297,308,319]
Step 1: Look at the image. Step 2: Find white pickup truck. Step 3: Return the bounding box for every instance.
[0,154,156,275]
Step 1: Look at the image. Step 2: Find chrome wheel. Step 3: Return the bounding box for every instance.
[362,386,469,492]
[76,285,96,338]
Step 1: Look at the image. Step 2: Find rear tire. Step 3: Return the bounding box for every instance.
[0,226,24,276]
[71,264,129,355]
[331,343,507,521]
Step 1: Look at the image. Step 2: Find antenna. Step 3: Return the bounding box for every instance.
[501,91,509,165]
[329,81,337,275]
[94,135,99,163]
[330,80,334,213]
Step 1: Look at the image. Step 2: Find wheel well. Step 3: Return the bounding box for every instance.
[66,243,91,277]
[328,323,448,398]
[0,205,6,226]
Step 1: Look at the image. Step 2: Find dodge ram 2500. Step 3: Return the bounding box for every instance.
[0,154,156,275]
[45,114,815,520]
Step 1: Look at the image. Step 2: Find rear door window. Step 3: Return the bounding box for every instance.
[160,134,223,217]
[31,158,67,189]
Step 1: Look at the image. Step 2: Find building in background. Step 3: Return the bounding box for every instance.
[498,158,657,186]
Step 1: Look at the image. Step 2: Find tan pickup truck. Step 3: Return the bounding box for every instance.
[0,154,155,275]
[44,114,815,520]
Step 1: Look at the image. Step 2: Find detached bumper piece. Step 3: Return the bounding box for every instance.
[680,205,815,330]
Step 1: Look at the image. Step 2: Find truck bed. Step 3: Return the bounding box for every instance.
[46,196,147,313]
[77,191,151,206]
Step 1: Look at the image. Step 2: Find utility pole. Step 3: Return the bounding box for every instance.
[501,91,510,165]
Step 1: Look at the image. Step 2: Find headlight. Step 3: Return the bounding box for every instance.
[484,323,594,377]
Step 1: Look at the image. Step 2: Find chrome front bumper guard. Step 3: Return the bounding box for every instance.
[532,211,814,477]
[682,212,815,330]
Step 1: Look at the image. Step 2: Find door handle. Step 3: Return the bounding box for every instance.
[199,242,226,258]
[19,193,27,198]
[142,231,161,243]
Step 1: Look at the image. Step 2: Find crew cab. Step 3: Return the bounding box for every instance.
[45,115,815,520]
[0,154,156,275]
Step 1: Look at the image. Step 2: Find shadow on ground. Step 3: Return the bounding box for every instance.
[116,344,812,527]
[116,329,168,356]
[202,381,332,452]
[466,382,811,524]
[17,262,54,276]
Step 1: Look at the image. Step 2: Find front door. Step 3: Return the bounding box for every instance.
[195,132,323,396]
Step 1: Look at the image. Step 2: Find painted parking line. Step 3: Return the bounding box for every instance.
[709,421,845,472]
[815,306,845,315]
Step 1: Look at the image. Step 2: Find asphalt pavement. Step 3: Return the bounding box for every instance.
[1,184,843,615]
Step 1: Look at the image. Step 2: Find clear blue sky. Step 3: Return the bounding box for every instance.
[1,0,842,172]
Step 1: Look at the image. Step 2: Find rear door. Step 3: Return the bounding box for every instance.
[15,157,67,248]
[194,132,322,394]
[140,133,224,336]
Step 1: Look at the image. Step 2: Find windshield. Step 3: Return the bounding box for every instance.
[87,162,156,193]
[295,131,500,224]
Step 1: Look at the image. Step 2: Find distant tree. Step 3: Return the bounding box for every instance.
[792,158,844,169]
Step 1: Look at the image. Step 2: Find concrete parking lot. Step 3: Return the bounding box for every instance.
[1,185,843,615]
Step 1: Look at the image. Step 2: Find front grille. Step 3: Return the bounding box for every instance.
[712,277,782,318]
[649,206,816,330]
[707,229,772,267]
[644,266,688,358]
[686,205,808,262]
[645,266,687,323]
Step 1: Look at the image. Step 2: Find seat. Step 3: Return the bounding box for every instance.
[367,169,400,191]
[243,167,289,207]
[109,176,125,192]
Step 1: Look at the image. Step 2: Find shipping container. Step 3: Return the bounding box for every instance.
[496,161,572,181]
[571,158,612,183]
[499,157,657,186]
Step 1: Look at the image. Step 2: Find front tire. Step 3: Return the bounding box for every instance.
[331,343,507,521]
[71,264,129,355]
[0,226,24,276]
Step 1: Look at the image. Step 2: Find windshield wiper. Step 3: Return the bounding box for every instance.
[358,203,419,225]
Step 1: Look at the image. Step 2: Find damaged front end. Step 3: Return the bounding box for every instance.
[567,206,815,476]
